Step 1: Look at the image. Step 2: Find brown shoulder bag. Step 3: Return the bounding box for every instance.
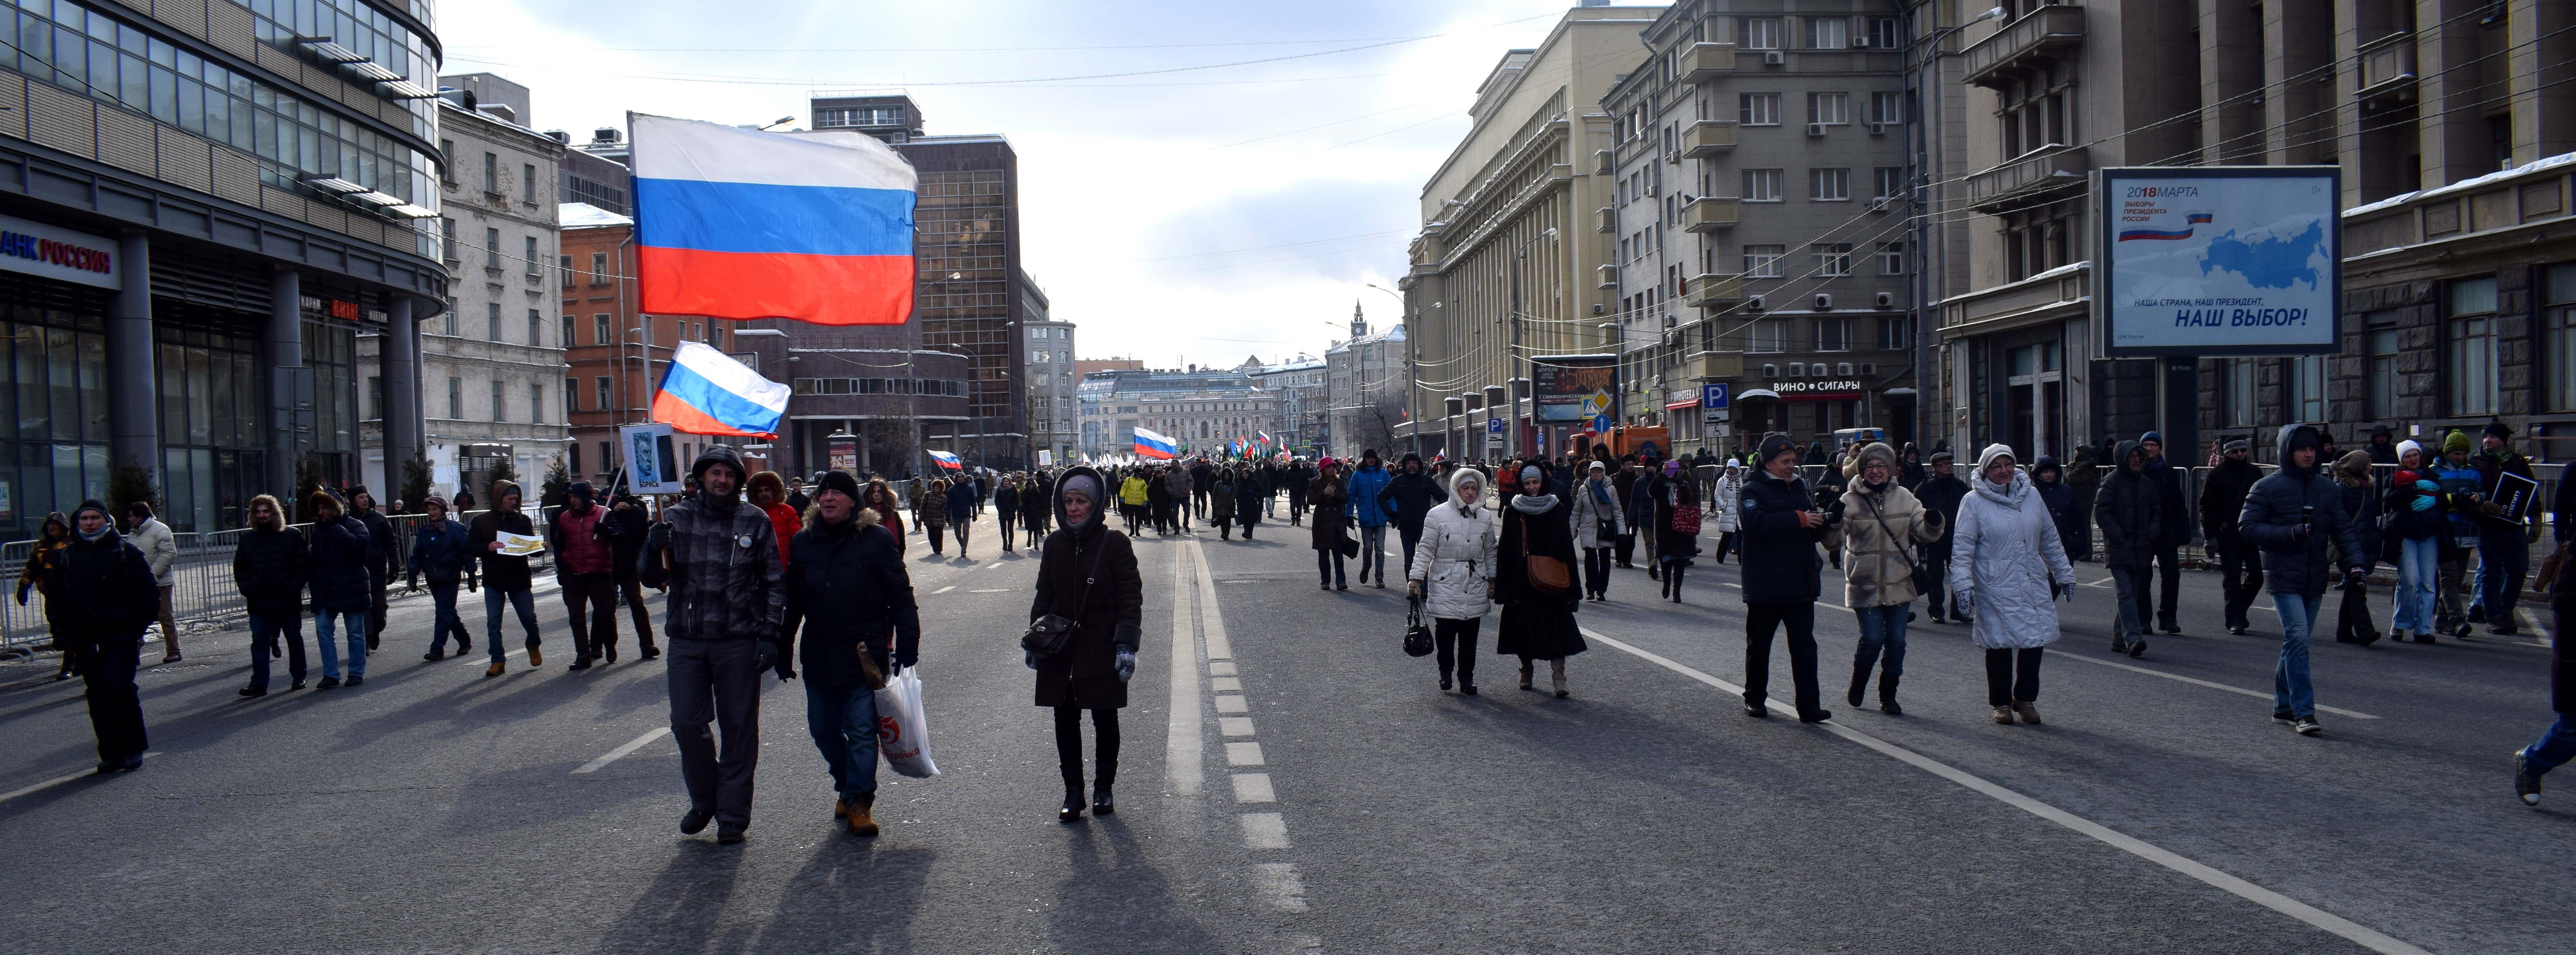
[1522,511,1571,595]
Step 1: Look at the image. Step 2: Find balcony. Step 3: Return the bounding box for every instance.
[1686,273,1744,307]
[1681,196,1740,232]
[1962,4,2086,89]
[1691,352,1745,380]
[1681,120,1738,158]
[1966,144,2090,214]
[1596,263,1619,290]
[1680,42,1738,82]
[1595,206,1616,233]
[2356,32,2417,108]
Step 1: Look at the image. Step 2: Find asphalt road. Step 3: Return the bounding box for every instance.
[1,502,2566,954]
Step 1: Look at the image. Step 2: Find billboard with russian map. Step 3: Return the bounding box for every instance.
[2096,166,2341,357]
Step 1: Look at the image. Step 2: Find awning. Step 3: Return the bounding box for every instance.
[1736,388,1781,400]
[1881,387,1918,396]
[1665,398,1699,411]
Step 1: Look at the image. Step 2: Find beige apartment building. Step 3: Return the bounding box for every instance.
[1913,0,2576,463]
[1401,3,1665,460]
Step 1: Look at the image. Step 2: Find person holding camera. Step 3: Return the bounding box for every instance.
[2238,424,2367,737]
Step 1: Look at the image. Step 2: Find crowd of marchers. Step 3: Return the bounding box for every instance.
[17,421,2576,833]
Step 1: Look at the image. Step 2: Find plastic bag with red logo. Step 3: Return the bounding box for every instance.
[875,664,940,778]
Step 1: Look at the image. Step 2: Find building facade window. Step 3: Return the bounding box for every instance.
[447,377,462,420]
[1878,316,1908,349]
[594,314,611,344]
[2448,277,2499,416]
[484,228,501,270]
[528,309,541,347]
[591,252,609,283]
[1871,17,1900,49]
[559,314,574,348]
[1877,242,1906,274]
[2223,358,2256,428]
[524,236,540,276]
[1743,169,1783,201]
[2288,355,2326,423]
[483,152,499,194]
[522,163,537,204]
[486,303,501,341]
[441,218,459,262]
[565,377,579,414]
[559,255,574,288]
[1804,16,1848,49]
[597,377,614,411]
[1741,93,1781,126]
[2368,311,2402,418]
[491,380,505,423]
[1753,318,1789,352]
[1741,17,1781,49]
[2543,265,2576,411]
[1874,167,1904,198]
[1810,168,1850,201]
[1813,243,1853,277]
[2000,69,2071,157]
[1807,92,1849,125]
[596,441,613,476]
[1816,317,1850,350]
[1744,244,1785,278]
[2003,200,2079,282]
[531,383,543,424]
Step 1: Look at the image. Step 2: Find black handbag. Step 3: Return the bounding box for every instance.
[1403,597,1435,657]
[1022,534,1109,657]
[1868,497,1941,598]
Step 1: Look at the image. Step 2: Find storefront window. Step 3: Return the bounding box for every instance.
[2448,277,2498,416]
[0,291,113,540]
[154,322,265,531]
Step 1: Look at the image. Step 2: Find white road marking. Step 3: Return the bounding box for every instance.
[931,585,956,594]
[1211,677,1242,691]
[1584,628,2433,955]
[0,752,157,803]
[460,647,530,667]
[1219,717,1256,736]
[967,588,1013,593]
[1239,812,1291,849]
[1166,541,1203,797]
[987,562,1003,570]
[1214,695,1249,714]
[2052,652,2379,719]
[1226,742,1265,766]
[1252,862,1309,912]
[571,727,671,774]
[1193,544,1233,660]
[1209,662,1238,676]
[1230,773,1276,803]
[2083,576,2114,588]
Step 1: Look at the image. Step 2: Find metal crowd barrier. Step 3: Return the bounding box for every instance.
[0,507,562,658]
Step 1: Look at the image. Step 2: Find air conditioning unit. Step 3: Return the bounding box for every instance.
[1814,293,1833,310]
[1868,122,1888,136]
[1807,123,1829,137]
[1837,362,1855,376]
[1867,197,1892,213]
[1763,50,1785,65]
[1859,363,1877,375]
[1852,36,1871,48]
[1874,291,1896,309]
[1788,363,1805,376]
[1745,295,1766,311]
[1762,364,1779,378]
[1647,182,1660,197]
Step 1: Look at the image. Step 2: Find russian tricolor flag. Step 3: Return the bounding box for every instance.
[630,113,918,326]
[652,341,790,438]
[2118,211,2215,242]
[1133,427,1179,460]
[927,450,963,470]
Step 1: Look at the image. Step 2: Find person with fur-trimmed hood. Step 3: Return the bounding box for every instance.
[747,471,801,568]
[1408,467,1497,693]
[1030,466,1143,821]
[780,470,919,838]
[2238,423,2368,736]
[1823,442,1946,715]
[639,443,787,844]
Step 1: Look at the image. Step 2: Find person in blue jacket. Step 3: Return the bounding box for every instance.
[407,495,475,661]
[1346,449,1394,588]
[945,472,977,558]
[2238,424,2366,736]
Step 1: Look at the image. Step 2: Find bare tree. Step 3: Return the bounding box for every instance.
[1355,392,1408,456]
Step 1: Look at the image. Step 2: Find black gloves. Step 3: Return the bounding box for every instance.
[752,641,778,674]
[896,646,918,670]
[13,583,27,606]
[1114,649,1136,683]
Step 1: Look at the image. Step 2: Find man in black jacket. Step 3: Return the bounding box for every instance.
[467,480,544,675]
[640,444,786,844]
[1377,452,1449,578]
[1913,452,1970,623]
[1738,434,1835,724]
[2096,441,2161,657]
[2139,431,2189,634]
[59,499,158,773]
[348,487,398,651]
[2473,423,2540,635]
[232,493,310,694]
[607,491,659,659]
[1282,460,1312,525]
[2240,424,2366,736]
[2199,438,2264,633]
[781,469,919,838]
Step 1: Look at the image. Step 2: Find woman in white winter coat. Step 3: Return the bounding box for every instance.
[1947,444,2077,726]
[1570,461,1626,602]
[1711,459,1746,564]
[1407,468,1499,693]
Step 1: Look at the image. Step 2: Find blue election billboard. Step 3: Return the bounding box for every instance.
[2096,166,2340,357]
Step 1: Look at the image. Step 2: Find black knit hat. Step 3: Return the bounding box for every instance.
[1757,433,1799,463]
[2485,421,2514,441]
[815,469,860,501]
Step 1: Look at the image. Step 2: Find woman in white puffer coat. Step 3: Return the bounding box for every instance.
[1710,459,1746,563]
[1408,468,1498,694]
[1947,443,2077,727]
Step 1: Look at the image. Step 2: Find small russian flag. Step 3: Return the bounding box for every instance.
[927,450,963,470]
[651,341,789,438]
[630,113,918,326]
[1133,427,1179,460]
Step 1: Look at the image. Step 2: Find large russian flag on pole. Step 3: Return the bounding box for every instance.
[629,113,918,325]
[652,341,790,438]
[1133,427,1179,460]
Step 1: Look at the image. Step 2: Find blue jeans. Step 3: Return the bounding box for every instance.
[483,587,540,662]
[2476,528,2529,624]
[2392,537,2439,633]
[803,677,881,800]
[314,609,367,678]
[2521,716,2576,777]
[2272,589,2324,717]
[428,582,470,654]
[1358,525,1387,582]
[1852,603,1908,691]
[246,611,307,688]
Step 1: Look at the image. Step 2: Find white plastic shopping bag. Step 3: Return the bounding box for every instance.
[876,665,939,778]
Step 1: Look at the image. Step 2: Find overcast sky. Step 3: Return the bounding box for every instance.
[437,0,1596,367]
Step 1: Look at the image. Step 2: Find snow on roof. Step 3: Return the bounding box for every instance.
[559,202,634,228]
[2343,151,2576,218]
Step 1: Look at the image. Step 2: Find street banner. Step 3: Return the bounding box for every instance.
[620,423,685,495]
[2097,166,2341,357]
[629,112,917,326]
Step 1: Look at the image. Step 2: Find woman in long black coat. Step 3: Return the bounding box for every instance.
[1233,468,1264,540]
[1653,460,1703,602]
[1494,464,1586,698]
[1030,466,1142,821]
[1308,464,1351,590]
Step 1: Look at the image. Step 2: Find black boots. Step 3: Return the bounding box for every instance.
[1848,668,1868,709]
[1878,673,1902,715]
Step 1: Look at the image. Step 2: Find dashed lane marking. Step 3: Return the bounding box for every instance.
[1226,742,1265,766]
[0,752,157,803]
[931,585,956,594]
[1239,812,1291,849]
[571,727,671,774]
[459,647,530,668]
[2051,651,2379,719]
[1253,862,1310,912]
[1231,772,1276,803]
[1583,627,2433,955]
[987,562,1003,570]
[1219,717,1256,736]
[1211,677,1242,691]
[1214,695,1249,714]
[968,589,1013,593]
